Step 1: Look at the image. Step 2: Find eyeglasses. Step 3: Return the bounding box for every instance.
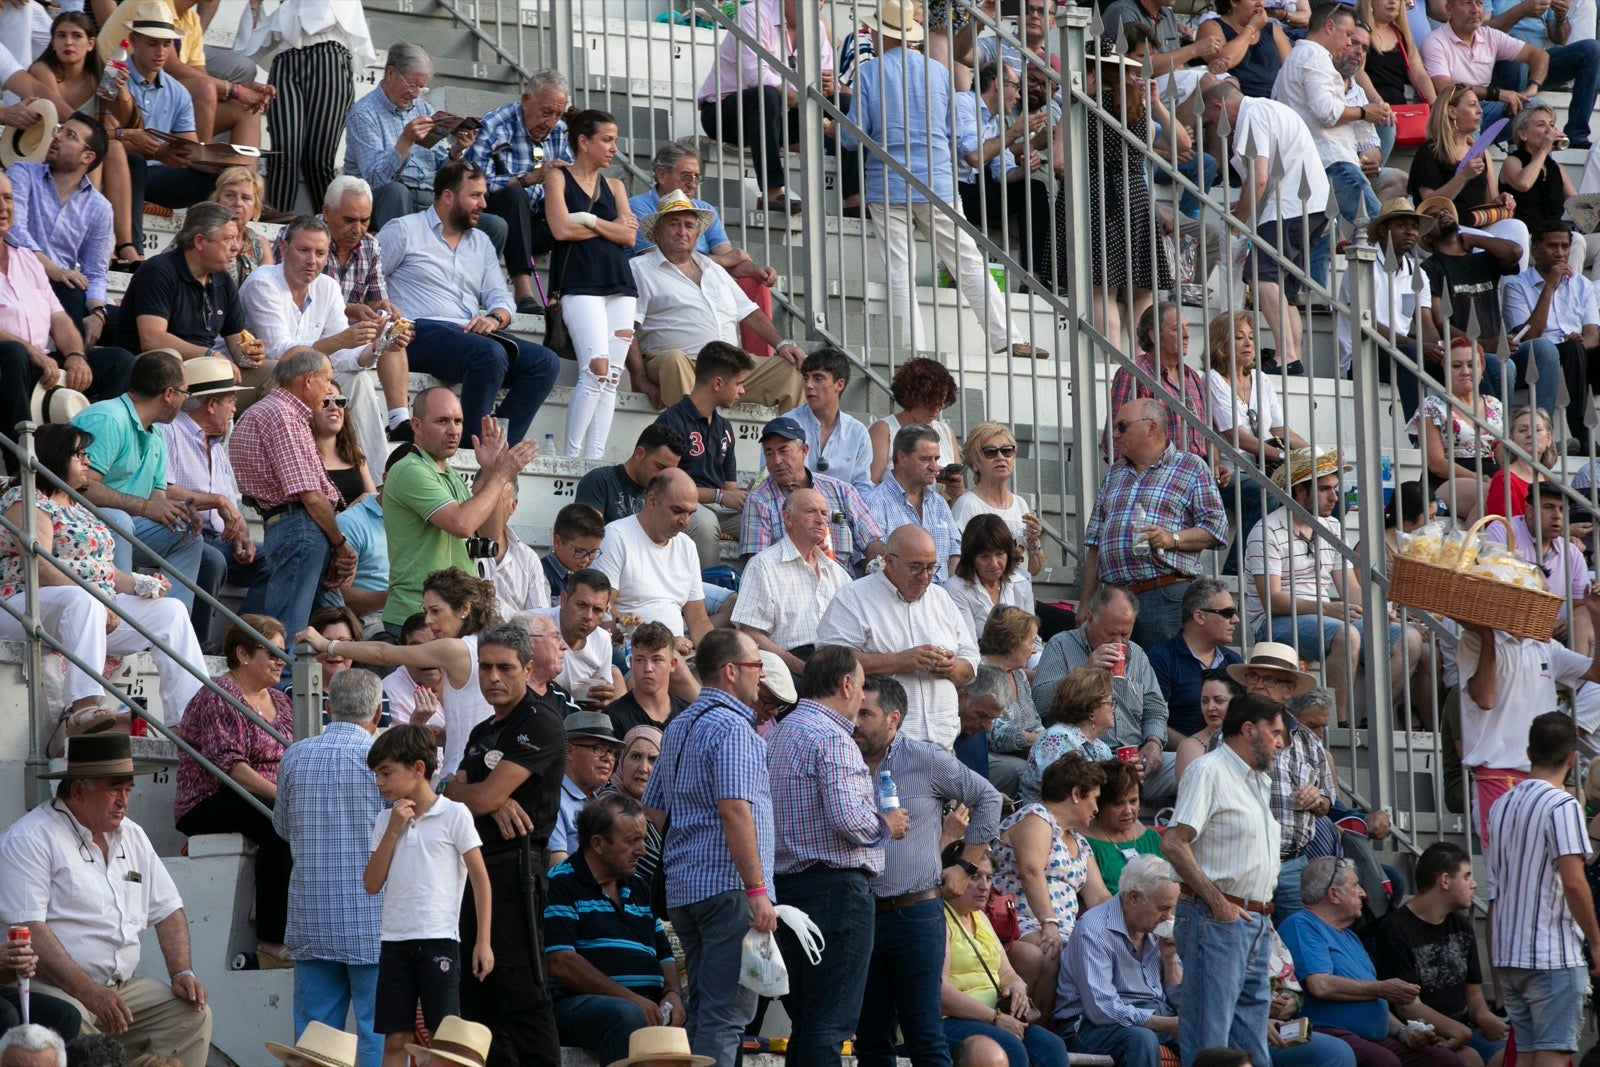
[980,444,1017,459]
[1200,606,1240,619]
[730,661,765,672]
[890,554,940,577]
[1305,858,1356,902]
[72,448,89,459]
[557,537,601,561]
[1113,417,1156,434]
[1245,669,1294,688]
[322,395,349,410]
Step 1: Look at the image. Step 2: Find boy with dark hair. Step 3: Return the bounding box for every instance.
[364,724,494,1067]
[653,340,754,568]
[604,621,693,735]
[541,502,607,600]
[783,347,873,495]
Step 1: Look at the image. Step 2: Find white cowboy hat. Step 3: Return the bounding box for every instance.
[30,382,90,425]
[265,1022,358,1067]
[641,188,715,244]
[406,1016,493,1067]
[607,1027,715,1067]
[862,0,926,42]
[183,355,250,397]
[1,100,60,168]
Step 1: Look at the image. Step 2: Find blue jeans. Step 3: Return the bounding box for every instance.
[857,895,951,1067]
[1493,40,1600,141]
[554,993,648,1067]
[1066,1020,1176,1066]
[294,959,381,1067]
[943,1019,1069,1067]
[774,869,875,1067]
[1271,1030,1357,1067]
[1133,579,1189,653]
[1376,122,1397,167]
[1173,896,1273,1067]
[1501,964,1586,1051]
[261,506,342,677]
[1274,852,1311,922]
[194,529,272,647]
[1310,162,1380,285]
[670,889,759,1067]
[1259,616,1403,669]
[107,511,216,617]
[1153,151,1218,218]
[409,320,559,444]
[1512,338,1563,417]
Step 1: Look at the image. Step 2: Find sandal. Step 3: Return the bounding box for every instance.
[111,242,143,272]
[47,705,118,758]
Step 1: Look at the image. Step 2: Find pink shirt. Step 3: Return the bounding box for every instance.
[1419,24,1527,83]
[697,0,834,103]
[0,236,63,350]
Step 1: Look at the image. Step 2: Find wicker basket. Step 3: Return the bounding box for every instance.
[1389,514,1565,641]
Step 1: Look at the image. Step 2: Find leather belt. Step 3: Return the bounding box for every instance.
[1179,884,1273,914]
[875,887,940,914]
[1125,574,1190,596]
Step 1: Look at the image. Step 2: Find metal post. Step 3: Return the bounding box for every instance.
[793,0,828,339]
[17,423,49,808]
[1059,9,1099,588]
[292,641,325,741]
[548,0,572,88]
[1343,240,1396,820]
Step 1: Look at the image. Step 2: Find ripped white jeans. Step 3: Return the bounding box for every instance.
[560,293,637,458]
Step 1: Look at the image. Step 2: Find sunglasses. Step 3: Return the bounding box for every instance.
[1199,606,1240,619]
[980,444,1017,459]
[322,395,349,410]
[1114,417,1156,434]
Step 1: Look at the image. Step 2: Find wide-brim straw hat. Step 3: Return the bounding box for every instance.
[266,1022,358,1067]
[0,99,59,167]
[862,0,926,42]
[98,0,185,62]
[1273,446,1351,492]
[641,188,715,244]
[607,1028,715,1067]
[1367,196,1435,243]
[1226,641,1319,697]
[406,1017,493,1067]
[30,382,90,425]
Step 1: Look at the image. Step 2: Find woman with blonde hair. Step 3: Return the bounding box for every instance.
[1407,85,1529,264]
[953,422,1044,578]
[1486,407,1554,518]
[983,606,1045,797]
[1355,0,1433,164]
[211,165,274,284]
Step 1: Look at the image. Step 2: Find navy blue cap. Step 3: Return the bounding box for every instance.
[760,416,806,443]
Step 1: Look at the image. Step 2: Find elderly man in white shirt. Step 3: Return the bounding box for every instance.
[0,735,212,1067]
[815,526,978,749]
[240,215,412,487]
[733,486,852,677]
[625,190,805,411]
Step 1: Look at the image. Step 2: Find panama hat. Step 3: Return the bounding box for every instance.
[862,0,926,42]
[1226,642,1318,697]
[0,100,59,168]
[183,355,250,398]
[1272,446,1351,492]
[266,1022,357,1067]
[607,1027,715,1067]
[38,733,170,780]
[406,1017,493,1067]
[640,188,715,244]
[1366,196,1435,243]
[30,382,90,425]
[98,0,186,62]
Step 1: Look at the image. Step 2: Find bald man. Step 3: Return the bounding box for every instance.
[594,468,712,642]
[733,487,854,676]
[816,527,979,749]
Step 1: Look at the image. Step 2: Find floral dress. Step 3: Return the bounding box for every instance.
[1405,393,1503,463]
[992,802,1091,938]
[0,488,116,599]
[1019,723,1113,802]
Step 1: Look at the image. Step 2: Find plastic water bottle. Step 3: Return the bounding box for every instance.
[1381,455,1395,509]
[1130,504,1151,554]
[543,432,554,454]
[97,40,129,102]
[876,769,900,812]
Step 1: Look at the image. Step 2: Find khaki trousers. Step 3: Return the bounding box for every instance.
[645,348,804,411]
[35,976,213,1067]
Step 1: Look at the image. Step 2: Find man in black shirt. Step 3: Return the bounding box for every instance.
[441,618,567,1067]
[574,423,686,523]
[652,341,752,569]
[1419,196,1523,403]
[604,621,693,736]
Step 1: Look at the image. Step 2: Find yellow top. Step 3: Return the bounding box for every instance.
[944,906,1001,1013]
[174,8,206,69]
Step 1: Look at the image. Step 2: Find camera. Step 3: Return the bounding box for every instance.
[465,536,500,559]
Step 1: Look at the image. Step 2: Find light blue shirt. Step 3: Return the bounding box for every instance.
[127,64,195,166]
[343,84,448,190]
[954,93,1013,185]
[378,207,513,325]
[1489,0,1558,45]
[1055,895,1181,1028]
[839,46,955,204]
[5,162,113,303]
[336,494,388,594]
[628,188,732,256]
[864,475,960,582]
[782,402,874,495]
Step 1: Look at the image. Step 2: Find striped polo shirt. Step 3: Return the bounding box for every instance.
[543,850,673,995]
[1486,778,1591,971]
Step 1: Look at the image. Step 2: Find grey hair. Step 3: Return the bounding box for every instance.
[176,201,238,249]
[1117,854,1177,896]
[275,348,328,384]
[892,422,940,459]
[509,609,547,634]
[963,663,1012,708]
[0,1025,66,1067]
[385,42,433,78]
[651,137,703,175]
[1286,687,1336,718]
[1300,856,1345,904]
[328,668,383,724]
[1181,577,1230,624]
[478,621,533,666]
[1085,583,1138,618]
[282,214,332,247]
[525,69,569,97]
[323,175,373,211]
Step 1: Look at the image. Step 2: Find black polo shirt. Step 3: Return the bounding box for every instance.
[456,684,567,854]
[542,849,671,997]
[654,395,735,490]
[115,246,246,351]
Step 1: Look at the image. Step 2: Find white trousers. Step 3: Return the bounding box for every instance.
[333,367,389,488]
[562,293,637,459]
[1,587,206,722]
[868,201,1018,354]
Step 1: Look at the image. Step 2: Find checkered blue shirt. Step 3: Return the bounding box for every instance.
[738,471,884,569]
[1081,445,1229,586]
[272,723,383,964]
[864,475,960,582]
[768,700,886,876]
[464,103,573,207]
[641,687,774,909]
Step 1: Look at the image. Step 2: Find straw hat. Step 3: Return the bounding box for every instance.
[1415,195,1458,225]
[1272,446,1351,492]
[640,188,715,244]
[1226,642,1318,697]
[266,1022,357,1067]
[1,100,59,168]
[183,355,251,398]
[607,1027,715,1067]
[98,0,186,62]
[30,382,90,425]
[862,0,926,42]
[406,1017,493,1067]
[1366,196,1435,243]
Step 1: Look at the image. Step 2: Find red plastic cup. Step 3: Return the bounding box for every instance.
[7,925,28,945]
[1116,746,1140,764]
[1110,642,1126,678]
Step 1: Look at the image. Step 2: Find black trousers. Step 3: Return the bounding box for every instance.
[959,174,1055,285]
[460,848,560,1067]
[126,156,218,248]
[0,985,83,1040]
[486,185,555,280]
[0,340,136,431]
[265,41,353,211]
[176,787,290,944]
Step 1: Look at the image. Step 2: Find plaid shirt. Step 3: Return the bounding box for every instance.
[641,687,774,909]
[272,723,383,964]
[768,700,886,876]
[229,387,340,509]
[1103,353,1211,461]
[1082,446,1228,585]
[463,103,573,207]
[864,476,960,582]
[739,471,884,569]
[272,221,388,307]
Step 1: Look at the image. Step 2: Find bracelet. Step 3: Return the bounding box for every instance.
[225,82,237,100]
[62,351,84,360]
[171,968,195,980]
[745,884,767,898]
[331,536,348,550]
[715,489,724,505]
[113,127,122,141]
[993,1010,1002,1024]
[327,640,339,658]
[88,306,106,318]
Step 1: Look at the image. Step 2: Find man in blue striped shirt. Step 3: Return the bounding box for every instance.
[545,793,683,1067]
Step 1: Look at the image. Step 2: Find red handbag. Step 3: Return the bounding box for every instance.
[985,890,1022,946]
[1393,103,1430,148]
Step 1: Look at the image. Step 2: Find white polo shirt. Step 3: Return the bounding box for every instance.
[630,248,757,355]
[370,796,481,941]
[1168,741,1282,902]
[1456,630,1592,771]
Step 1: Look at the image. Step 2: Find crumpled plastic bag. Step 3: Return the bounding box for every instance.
[737,904,828,996]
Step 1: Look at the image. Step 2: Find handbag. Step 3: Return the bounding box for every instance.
[542,246,576,361]
[983,890,1022,946]
[1391,41,1429,149]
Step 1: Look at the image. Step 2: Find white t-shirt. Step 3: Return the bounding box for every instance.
[1336,249,1432,375]
[371,795,482,941]
[546,606,615,692]
[1231,97,1331,224]
[594,515,704,636]
[1457,630,1592,771]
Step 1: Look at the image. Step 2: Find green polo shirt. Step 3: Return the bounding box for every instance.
[382,450,472,626]
[72,395,167,498]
